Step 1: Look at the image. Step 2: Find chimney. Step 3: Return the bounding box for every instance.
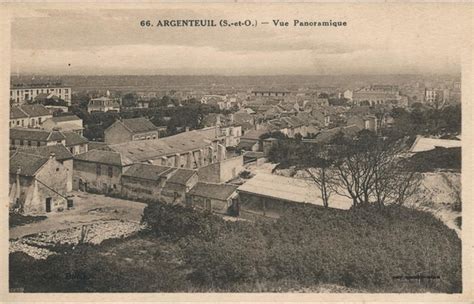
[185,126,190,132]
[49,152,56,160]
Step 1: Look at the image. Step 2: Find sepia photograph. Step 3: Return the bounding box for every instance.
[1,2,472,300]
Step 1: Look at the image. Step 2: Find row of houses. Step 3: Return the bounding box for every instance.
[9,121,246,215]
[10,144,353,217]
[10,104,85,134]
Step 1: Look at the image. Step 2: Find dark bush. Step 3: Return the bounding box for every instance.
[407,147,461,172]
[142,202,228,241]
[9,213,47,228]
[182,224,267,288]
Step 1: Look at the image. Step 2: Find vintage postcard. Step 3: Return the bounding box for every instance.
[0,2,473,303]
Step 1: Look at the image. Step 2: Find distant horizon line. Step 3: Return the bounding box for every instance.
[10,73,462,77]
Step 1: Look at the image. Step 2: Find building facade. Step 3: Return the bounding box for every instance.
[104,117,159,144]
[10,104,53,128]
[10,83,72,106]
[251,90,290,97]
[187,182,239,214]
[10,128,66,148]
[41,115,84,135]
[87,97,121,113]
[9,152,70,215]
[197,155,244,183]
[73,149,133,193]
[352,85,401,106]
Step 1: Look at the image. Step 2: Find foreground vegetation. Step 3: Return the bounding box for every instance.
[10,202,461,293]
[9,214,47,228]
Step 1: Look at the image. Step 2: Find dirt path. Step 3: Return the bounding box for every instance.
[10,192,146,239]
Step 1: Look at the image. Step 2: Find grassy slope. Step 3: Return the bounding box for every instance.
[9,203,461,293]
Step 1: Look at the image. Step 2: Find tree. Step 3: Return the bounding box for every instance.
[299,144,336,208]
[331,130,421,207]
[122,92,139,107]
[267,138,336,208]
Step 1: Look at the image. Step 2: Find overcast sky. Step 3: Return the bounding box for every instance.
[10,4,471,76]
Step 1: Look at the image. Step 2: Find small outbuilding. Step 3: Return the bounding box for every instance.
[187,182,239,214]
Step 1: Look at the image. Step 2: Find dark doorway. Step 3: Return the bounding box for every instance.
[45,197,52,213]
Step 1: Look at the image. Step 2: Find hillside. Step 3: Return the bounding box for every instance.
[10,202,461,293]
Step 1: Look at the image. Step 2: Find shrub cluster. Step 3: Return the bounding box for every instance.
[141,203,229,241]
[10,202,462,293]
[142,202,462,292]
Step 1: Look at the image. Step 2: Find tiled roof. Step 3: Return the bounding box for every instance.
[123,163,175,181]
[109,130,218,162]
[50,115,82,122]
[49,131,67,141]
[17,104,51,117]
[15,145,73,161]
[10,107,29,119]
[63,131,88,147]
[241,128,269,141]
[10,152,49,177]
[74,149,133,166]
[309,125,361,144]
[188,182,238,201]
[88,142,112,151]
[118,117,157,133]
[10,128,66,142]
[167,168,197,185]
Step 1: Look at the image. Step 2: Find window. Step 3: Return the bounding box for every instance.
[38,117,42,124]
[96,164,101,176]
[37,141,40,147]
[108,166,113,178]
[19,140,24,146]
[27,141,31,146]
